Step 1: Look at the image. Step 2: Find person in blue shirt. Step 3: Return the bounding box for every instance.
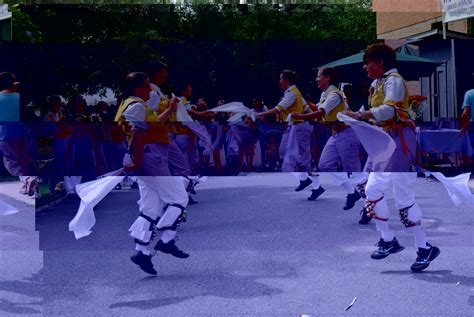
[460,73,474,133]
[460,73,474,164]
[0,72,20,121]
[0,72,27,176]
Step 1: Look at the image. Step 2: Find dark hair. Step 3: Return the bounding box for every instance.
[121,72,149,98]
[281,70,299,85]
[363,43,397,70]
[146,61,168,78]
[0,72,16,91]
[319,67,340,87]
[96,101,108,109]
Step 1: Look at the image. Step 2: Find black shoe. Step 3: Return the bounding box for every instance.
[307,187,325,201]
[131,182,139,189]
[410,243,440,272]
[154,240,189,259]
[343,191,361,210]
[130,251,157,275]
[359,208,372,225]
[295,178,313,192]
[115,183,122,190]
[188,195,198,205]
[186,180,197,194]
[371,237,405,260]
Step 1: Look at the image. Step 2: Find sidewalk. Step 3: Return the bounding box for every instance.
[0,181,35,206]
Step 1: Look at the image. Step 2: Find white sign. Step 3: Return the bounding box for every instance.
[441,0,474,23]
[0,4,11,21]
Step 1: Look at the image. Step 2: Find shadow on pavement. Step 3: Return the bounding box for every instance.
[108,262,291,311]
[381,269,474,286]
[0,272,43,315]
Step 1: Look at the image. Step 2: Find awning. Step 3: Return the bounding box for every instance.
[318,49,443,82]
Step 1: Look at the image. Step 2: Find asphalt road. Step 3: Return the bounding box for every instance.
[29,174,474,315]
[0,194,42,316]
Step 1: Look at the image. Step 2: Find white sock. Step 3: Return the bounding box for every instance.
[292,172,308,181]
[381,230,395,242]
[135,244,151,255]
[312,176,320,190]
[410,225,428,249]
[375,219,395,242]
[341,181,355,194]
[160,230,177,243]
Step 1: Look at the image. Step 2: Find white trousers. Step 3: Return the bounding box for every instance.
[130,176,189,244]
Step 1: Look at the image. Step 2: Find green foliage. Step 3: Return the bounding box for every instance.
[9,3,374,42]
[4,2,376,113]
[8,4,43,43]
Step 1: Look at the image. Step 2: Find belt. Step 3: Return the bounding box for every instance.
[331,125,349,134]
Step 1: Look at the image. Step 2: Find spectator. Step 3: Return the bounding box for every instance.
[0,72,27,176]
[0,72,20,121]
[460,73,474,165]
[460,73,474,133]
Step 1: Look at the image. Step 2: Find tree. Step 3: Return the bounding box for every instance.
[4,2,376,115]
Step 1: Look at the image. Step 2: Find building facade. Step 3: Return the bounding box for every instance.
[373,0,474,121]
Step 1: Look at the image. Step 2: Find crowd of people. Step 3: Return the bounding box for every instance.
[1,43,473,196]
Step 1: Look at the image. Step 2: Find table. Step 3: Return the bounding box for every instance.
[416,129,472,157]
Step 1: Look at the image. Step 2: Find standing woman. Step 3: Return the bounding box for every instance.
[146,61,192,177]
[255,70,313,172]
[343,44,439,272]
[292,67,361,172]
[115,72,190,275]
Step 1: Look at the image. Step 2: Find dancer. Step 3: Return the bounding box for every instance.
[146,61,192,176]
[342,43,439,271]
[169,83,199,175]
[292,67,361,172]
[115,72,190,275]
[255,70,313,172]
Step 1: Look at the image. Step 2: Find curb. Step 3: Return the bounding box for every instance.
[36,190,67,213]
[0,181,35,206]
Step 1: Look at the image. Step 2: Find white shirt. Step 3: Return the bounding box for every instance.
[369,68,405,122]
[318,85,343,115]
[122,96,147,130]
[277,85,308,110]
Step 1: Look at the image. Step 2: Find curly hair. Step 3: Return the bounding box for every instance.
[363,43,397,70]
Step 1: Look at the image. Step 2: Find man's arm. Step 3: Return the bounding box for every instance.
[460,106,471,134]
